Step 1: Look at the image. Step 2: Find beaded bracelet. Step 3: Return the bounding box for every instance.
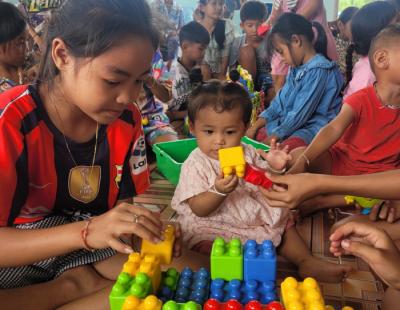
[81,218,96,252]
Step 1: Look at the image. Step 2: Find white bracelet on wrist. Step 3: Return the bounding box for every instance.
[209,184,227,196]
[265,161,287,175]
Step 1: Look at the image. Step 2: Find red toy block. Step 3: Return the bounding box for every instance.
[203,299,284,310]
[257,24,271,36]
[243,165,272,189]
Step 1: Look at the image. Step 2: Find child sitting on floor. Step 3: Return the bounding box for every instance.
[0,2,27,93]
[228,0,273,94]
[246,13,343,152]
[172,80,351,283]
[288,25,400,214]
[168,21,210,122]
[343,1,397,99]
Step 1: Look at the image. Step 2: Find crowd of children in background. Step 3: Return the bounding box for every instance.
[1,0,400,309]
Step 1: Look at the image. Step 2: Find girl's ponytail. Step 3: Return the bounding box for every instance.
[344,43,355,88]
[311,21,328,60]
[214,19,226,50]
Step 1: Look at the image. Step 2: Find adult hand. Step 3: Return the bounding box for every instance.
[368,200,400,223]
[330,222,400,290]
[259,173,318,209]
[86,203,163,254]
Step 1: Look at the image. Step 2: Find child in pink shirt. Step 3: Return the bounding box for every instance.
[343,1,396,98]
[172,80,351,283]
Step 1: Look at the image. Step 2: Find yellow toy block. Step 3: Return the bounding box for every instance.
[121,253,161,292]
[122,295,162,310]
[281,277,325,310]
[218,146,246,178]
[141,224,175,265]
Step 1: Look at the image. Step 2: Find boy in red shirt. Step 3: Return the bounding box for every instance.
[285,25,400,214]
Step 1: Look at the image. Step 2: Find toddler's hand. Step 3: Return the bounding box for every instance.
[368,200,400,223]
[215,173,239,194]
[330,222,400,290]
[258,139,291,172]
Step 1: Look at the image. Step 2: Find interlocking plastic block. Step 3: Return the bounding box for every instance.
[211,238,243,281]
[218,146,246,178]
[157,268,180,302]
[203,299,284,310]
[344,196,382,215]
[121,252,161,291]
[162,300,202,309]
[173,267,211,305]
[244,240,276,282]
[141,224,176,264]
[243,165,272,189]
[109,272,153,310]
[281,277,325,310]
[122,295,162,310]
[210,278,276,304]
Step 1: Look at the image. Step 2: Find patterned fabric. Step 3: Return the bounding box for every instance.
[0,215,116,289]
[273,0,297,10]
[169,58,191,112]
[335,37,359,76]
[203,19,236,74]
[172,144,290,249]
[0,77,17,94]
[0,85,149,226]
[150,0,184,30]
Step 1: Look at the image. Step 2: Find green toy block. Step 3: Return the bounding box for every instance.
[109,272,152,310]
[162,300,201,310]
[211,237,243,281]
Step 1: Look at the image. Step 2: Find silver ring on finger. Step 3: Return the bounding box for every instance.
[133,214,141,224]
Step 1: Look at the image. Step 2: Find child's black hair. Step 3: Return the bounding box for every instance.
[38,0,159,84]
[351,1,396,57]
[345,1,396,86]
[369,24,400,73]
[267,13,328,60]
[0,2,26,45]
[338,6,359,24]
[199,0,226,50]
[188,80,253,125]
[240,0,267,23]
[179,21,210,46]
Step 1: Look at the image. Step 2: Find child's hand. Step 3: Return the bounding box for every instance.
[258,139,291,172]
[368,200,400,223]
[86,203,163,254]
[330,222,400,290]
[215,173,239,194]
[246,127,258,139]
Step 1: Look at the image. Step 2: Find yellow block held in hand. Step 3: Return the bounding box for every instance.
[141,224,175,265]
[218,146,246,178]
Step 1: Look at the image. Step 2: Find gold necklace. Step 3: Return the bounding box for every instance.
[53,103,99,169]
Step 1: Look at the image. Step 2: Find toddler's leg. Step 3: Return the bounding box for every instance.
[279,226,352,283]
[299,194,349,217]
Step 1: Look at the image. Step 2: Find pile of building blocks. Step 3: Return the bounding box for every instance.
[218,146,272,189]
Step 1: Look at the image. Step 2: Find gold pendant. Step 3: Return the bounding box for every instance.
[68,166,101,204]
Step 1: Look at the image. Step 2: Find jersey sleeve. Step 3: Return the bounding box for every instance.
[117,145,137,200]
[0,112,27,226]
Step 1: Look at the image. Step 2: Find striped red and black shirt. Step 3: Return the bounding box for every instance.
[0,85,150,227]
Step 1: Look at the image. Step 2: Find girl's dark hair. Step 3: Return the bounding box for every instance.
[188,80,253,125]
[351,1,396,56]
[199,0,226,50]
[267,13,328,60]
[344,43,355,88]
[38,0,159,83]
[338,6,358,25]
[0,2,26,45]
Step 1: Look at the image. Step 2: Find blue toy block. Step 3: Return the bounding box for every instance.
[173,267,210,306]
[244,240,276,282]
[157,268,180,302]
[209,278,277,305]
